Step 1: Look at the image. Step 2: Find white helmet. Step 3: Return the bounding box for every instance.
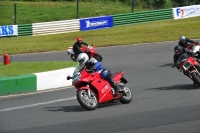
[77,53,89,67]
[180,36,186,43]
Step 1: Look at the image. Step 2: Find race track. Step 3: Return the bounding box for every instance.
[0,41,200,133]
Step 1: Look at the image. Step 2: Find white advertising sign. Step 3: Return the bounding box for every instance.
[173,5,200,20]
[0,25,18,37]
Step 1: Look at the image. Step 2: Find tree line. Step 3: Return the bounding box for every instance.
[9,0,200,9]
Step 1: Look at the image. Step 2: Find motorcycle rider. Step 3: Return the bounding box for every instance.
[73,37,89,55]
[178,36,196,48]
[173,45,191,66]
[178,36,200,57]
[77,53,121,94]
[173,45,199,85]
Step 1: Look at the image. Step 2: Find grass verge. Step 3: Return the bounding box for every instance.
[0,61,77,77]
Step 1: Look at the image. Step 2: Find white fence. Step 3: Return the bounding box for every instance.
[32,19,80,36]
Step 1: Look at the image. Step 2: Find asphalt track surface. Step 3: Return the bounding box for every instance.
[1,41,200,133]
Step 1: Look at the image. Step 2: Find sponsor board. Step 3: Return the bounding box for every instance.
[80,16,113,31]
[0,25,18,37]
[173,5,200,19]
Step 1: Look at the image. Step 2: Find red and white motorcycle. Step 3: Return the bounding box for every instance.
[172,53,200,85]
[186,41,200,58]
[67,45,103,62]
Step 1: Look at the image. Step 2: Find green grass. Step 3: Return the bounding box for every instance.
[1,1,134,25]
[0,61,77,77]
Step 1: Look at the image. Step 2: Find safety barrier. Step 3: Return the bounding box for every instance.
[0,74,36,95]
[113,8,173,26]
[18,24,33,36]
[32,19,80,36]
[0,67,75,96]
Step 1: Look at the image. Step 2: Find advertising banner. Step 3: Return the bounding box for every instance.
[80,16,113,31]
[173,5,200,19]
[0,25,18,37]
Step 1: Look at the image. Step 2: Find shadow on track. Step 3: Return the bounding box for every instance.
[43,105,86,112]
[158,63,173,67]
[144,84,200,90]
[43,103,120,112]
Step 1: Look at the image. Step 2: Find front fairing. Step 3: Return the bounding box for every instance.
[177,53,189,65]
[177,54,198,71]
[71,66,92,86]
[71,65,84,85]
[67,47,74,54]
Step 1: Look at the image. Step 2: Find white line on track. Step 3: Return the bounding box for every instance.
[0,97,76,112]
[0,86,73,99]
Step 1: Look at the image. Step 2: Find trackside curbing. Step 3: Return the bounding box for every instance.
[0,67,76,96]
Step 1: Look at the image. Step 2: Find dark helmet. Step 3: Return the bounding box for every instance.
[174,45,184,55]
[77,37,82,43]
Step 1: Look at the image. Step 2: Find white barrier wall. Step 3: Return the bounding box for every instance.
[173,5,200,20]
[34,67,76,91]
[32,19,80,36]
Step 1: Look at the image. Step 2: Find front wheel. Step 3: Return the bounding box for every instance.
[191,71,200,85]
[118,82,132,104]
[77,89,98,110]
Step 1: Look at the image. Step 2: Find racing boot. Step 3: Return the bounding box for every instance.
[110,80,121,93]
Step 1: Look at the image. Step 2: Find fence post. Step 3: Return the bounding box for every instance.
[76,0,79,19]
[14,3,17,25]
[132,0,134,12]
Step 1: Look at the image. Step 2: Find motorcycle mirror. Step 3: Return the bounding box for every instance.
[67,76,72,80]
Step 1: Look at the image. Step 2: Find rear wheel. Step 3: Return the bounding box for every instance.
[77,89,98,110]
[118,82,132,104]
[95,54,103,62]
[71,54,77,62]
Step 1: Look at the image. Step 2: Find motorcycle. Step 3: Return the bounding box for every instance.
[172,52,200,85]
[186,41,200,58]
[67,66,132,110]
[67,44,103,62]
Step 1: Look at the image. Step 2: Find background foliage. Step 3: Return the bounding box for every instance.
[1,0,199,25]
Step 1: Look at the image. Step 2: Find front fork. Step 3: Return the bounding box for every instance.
[190,66,200,76]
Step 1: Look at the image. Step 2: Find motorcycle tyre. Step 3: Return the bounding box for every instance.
[77,89,98,110]
[95,54,103,62]
[191,72,200,86]
[71,54,77,62]
[118,82,132,104]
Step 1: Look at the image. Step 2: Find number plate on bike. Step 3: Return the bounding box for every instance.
[183,62,191,70]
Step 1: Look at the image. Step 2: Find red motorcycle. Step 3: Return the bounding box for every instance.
[67,45,103,62]
[67,66,132,110]
[172,53,200,85]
